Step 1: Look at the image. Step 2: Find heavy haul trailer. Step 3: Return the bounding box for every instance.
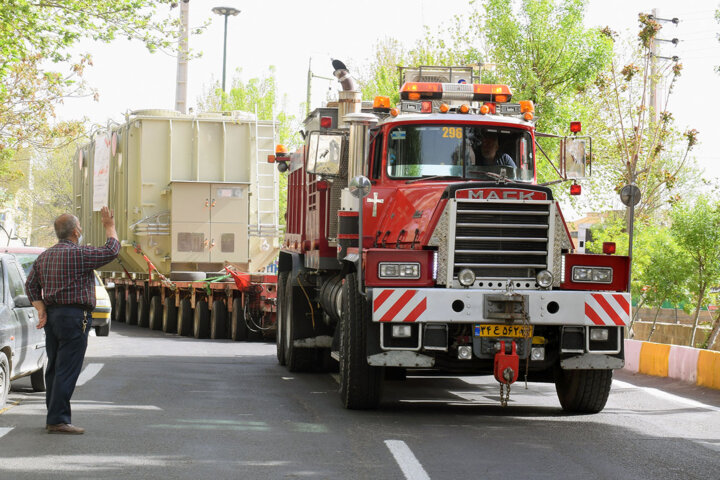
[273,61,631,411]
[73,110,280,340]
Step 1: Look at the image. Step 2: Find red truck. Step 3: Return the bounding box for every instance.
[272,61,630,411]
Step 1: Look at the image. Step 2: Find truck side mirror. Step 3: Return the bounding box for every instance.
[561,137,591,179]
[306,131,345,176]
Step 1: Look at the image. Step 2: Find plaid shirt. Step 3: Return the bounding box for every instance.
[26,238,120,310]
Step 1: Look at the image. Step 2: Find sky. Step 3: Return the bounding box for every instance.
[55,0,720,191]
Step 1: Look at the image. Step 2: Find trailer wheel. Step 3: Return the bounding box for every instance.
[115,287,126,323]
[231,297,247,342]
[148,296,163,331]
[177,298,193,336]
[194,300,210,339]
[137,293,150,328]
[275,272,288,365]
[125,290,138,325]
[162,297,178,333]
[339,272,383,409]
[555,368,613,413]
[210,300,227,339]
[284,276,315,372]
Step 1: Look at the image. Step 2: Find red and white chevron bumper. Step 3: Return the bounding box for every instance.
[584,293,630,326]
[373,289,428,323]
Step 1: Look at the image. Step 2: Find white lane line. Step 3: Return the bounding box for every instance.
[0,427,13,438]
[613,380,720,413]
[76,363,104,386]
[385,440,431,480]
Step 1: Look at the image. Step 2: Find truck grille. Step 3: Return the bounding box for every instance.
[452,200,551,279]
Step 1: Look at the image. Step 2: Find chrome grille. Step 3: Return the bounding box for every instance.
[452,200,551,279]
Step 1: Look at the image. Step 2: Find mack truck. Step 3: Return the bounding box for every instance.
[272,61,630,412]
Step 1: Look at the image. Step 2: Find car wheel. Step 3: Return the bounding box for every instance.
[30,360,46,392]
[0,351,9,408]
[148,296,163,331]
[177,298,193,336]
[95,324,110,337]
[210,300,227,339]
[162,297,178,333]
[193,300,210,339]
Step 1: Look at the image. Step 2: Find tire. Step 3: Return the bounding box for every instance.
[0,351,9,408]
[231,297,248,342]
[125,290,138,325]
[193,300,210,339]
[148,296,163,331]
[115,287,126,323]
[137,293,150,328]
[108,288,116,321]
[555,368,613,413]
[339,271,383,409]
[210,300,227,339]
[275,272,288,365]
[170,271,207,281]
[284,274,315,372]
[162,297,178,333]
[177,298,193,336]
[95,324,110,337]
[30,360,46,392]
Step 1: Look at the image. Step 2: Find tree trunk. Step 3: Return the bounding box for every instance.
[647,304,663,342]
[690,288,706,347]
[628,297,646,339]
[706,310,720,350]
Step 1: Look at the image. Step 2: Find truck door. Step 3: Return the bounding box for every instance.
[171,182,212,263]
[209,184,249,263]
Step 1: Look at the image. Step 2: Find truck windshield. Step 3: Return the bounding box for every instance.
[386,124,534,182]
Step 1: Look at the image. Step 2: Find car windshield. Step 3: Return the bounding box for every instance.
[12,253,40,276]
[386,124,534,182]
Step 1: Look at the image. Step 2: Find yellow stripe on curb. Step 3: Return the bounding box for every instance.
[0,400,20,415]
[697,350,720,390]
[639,342,671,377]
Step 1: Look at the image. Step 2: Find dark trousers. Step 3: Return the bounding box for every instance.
[44,306,91,425]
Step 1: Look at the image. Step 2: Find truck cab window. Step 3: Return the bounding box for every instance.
[371,133,383,180]
[386,124,534,182]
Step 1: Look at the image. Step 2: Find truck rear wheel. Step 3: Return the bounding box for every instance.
[230,298,247,341]
[137,293,150,328]
[210,300,227,339]
[148,296,163,331]
[162,297,178,333]
[125,291,138,325]
[284,276,315,372]
[275,272,288,365]
[177,298,192,336]
[339,272,383,409]
[194,300,210,339]
[555,368,613,413]
[115,287,126,323]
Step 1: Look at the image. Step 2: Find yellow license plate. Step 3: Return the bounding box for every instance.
[474,324,533,337]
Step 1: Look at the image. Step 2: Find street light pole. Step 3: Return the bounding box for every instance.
[211,6,240,92]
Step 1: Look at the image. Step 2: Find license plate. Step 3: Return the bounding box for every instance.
[474,324,533,337]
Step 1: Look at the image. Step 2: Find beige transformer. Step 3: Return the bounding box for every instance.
[73,110,280,279]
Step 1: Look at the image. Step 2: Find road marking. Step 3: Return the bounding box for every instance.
[76,363,104,386]
[613,380,720,412]
[0,427,13,438]
[385,440,431,480]
[0,400,20,415]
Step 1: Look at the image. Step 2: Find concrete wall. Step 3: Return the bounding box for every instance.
[630,307,719,351]
[623,339,720,391]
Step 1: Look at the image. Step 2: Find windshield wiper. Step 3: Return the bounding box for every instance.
[405,175,463,184]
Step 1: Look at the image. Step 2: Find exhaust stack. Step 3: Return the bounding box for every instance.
[332,59,362,129]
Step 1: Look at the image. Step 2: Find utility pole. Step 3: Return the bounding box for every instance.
[646,8,680,123]
[174,0,190,113]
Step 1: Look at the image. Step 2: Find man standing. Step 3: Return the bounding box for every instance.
[26,206,119,435]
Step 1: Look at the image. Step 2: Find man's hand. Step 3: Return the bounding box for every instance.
[32,300,47,329]
[100,206,115,229]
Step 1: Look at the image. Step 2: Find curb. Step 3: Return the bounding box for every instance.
[623,339,720,390]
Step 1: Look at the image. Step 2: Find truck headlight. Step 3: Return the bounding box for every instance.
[457,268,476,287]
[536,269,553,288]
[572,266,613,284]
[378,262,420,279]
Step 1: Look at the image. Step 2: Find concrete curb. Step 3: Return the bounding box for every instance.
[624,339,720,390]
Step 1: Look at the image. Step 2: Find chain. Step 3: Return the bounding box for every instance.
[499,381,510,407]
[521,297,532,389]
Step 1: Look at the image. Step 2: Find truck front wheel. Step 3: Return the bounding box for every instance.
[284,275,315,372]
[275,272,288,365]
[339,272,383,409]
[555,368,613,413]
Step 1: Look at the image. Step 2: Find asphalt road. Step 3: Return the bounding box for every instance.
[1,322,719,480]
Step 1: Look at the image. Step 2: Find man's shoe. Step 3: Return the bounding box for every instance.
[47,423,84,435]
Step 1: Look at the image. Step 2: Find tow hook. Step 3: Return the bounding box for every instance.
[494,340,519,406]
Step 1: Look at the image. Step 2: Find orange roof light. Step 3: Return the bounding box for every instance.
[390,108,399,117]
[408,92,421,100]
[275,144,288,155]
[400,82,443,100]
[523,112,534,121]
[479,104,490,115]
[473,84,513,102]
[439,103,449,113]
[373,96,391,110]
[519,100,535,113]
[459,104,470,114]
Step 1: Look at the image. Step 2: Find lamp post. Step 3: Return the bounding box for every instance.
[211,6,240,92]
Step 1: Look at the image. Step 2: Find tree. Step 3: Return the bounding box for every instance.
[670,198,720,347]
[0,0,205,179]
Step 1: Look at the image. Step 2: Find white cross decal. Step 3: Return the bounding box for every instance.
[366,192,384,217]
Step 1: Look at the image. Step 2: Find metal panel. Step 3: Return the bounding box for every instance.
[211,184,248,223]
[171,183,209,223]
[210,222,248,263]
[172,222,210,263]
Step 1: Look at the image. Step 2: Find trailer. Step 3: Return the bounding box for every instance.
[73,109,280,339]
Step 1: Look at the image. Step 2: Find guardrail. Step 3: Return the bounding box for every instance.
[623,339,720,390]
